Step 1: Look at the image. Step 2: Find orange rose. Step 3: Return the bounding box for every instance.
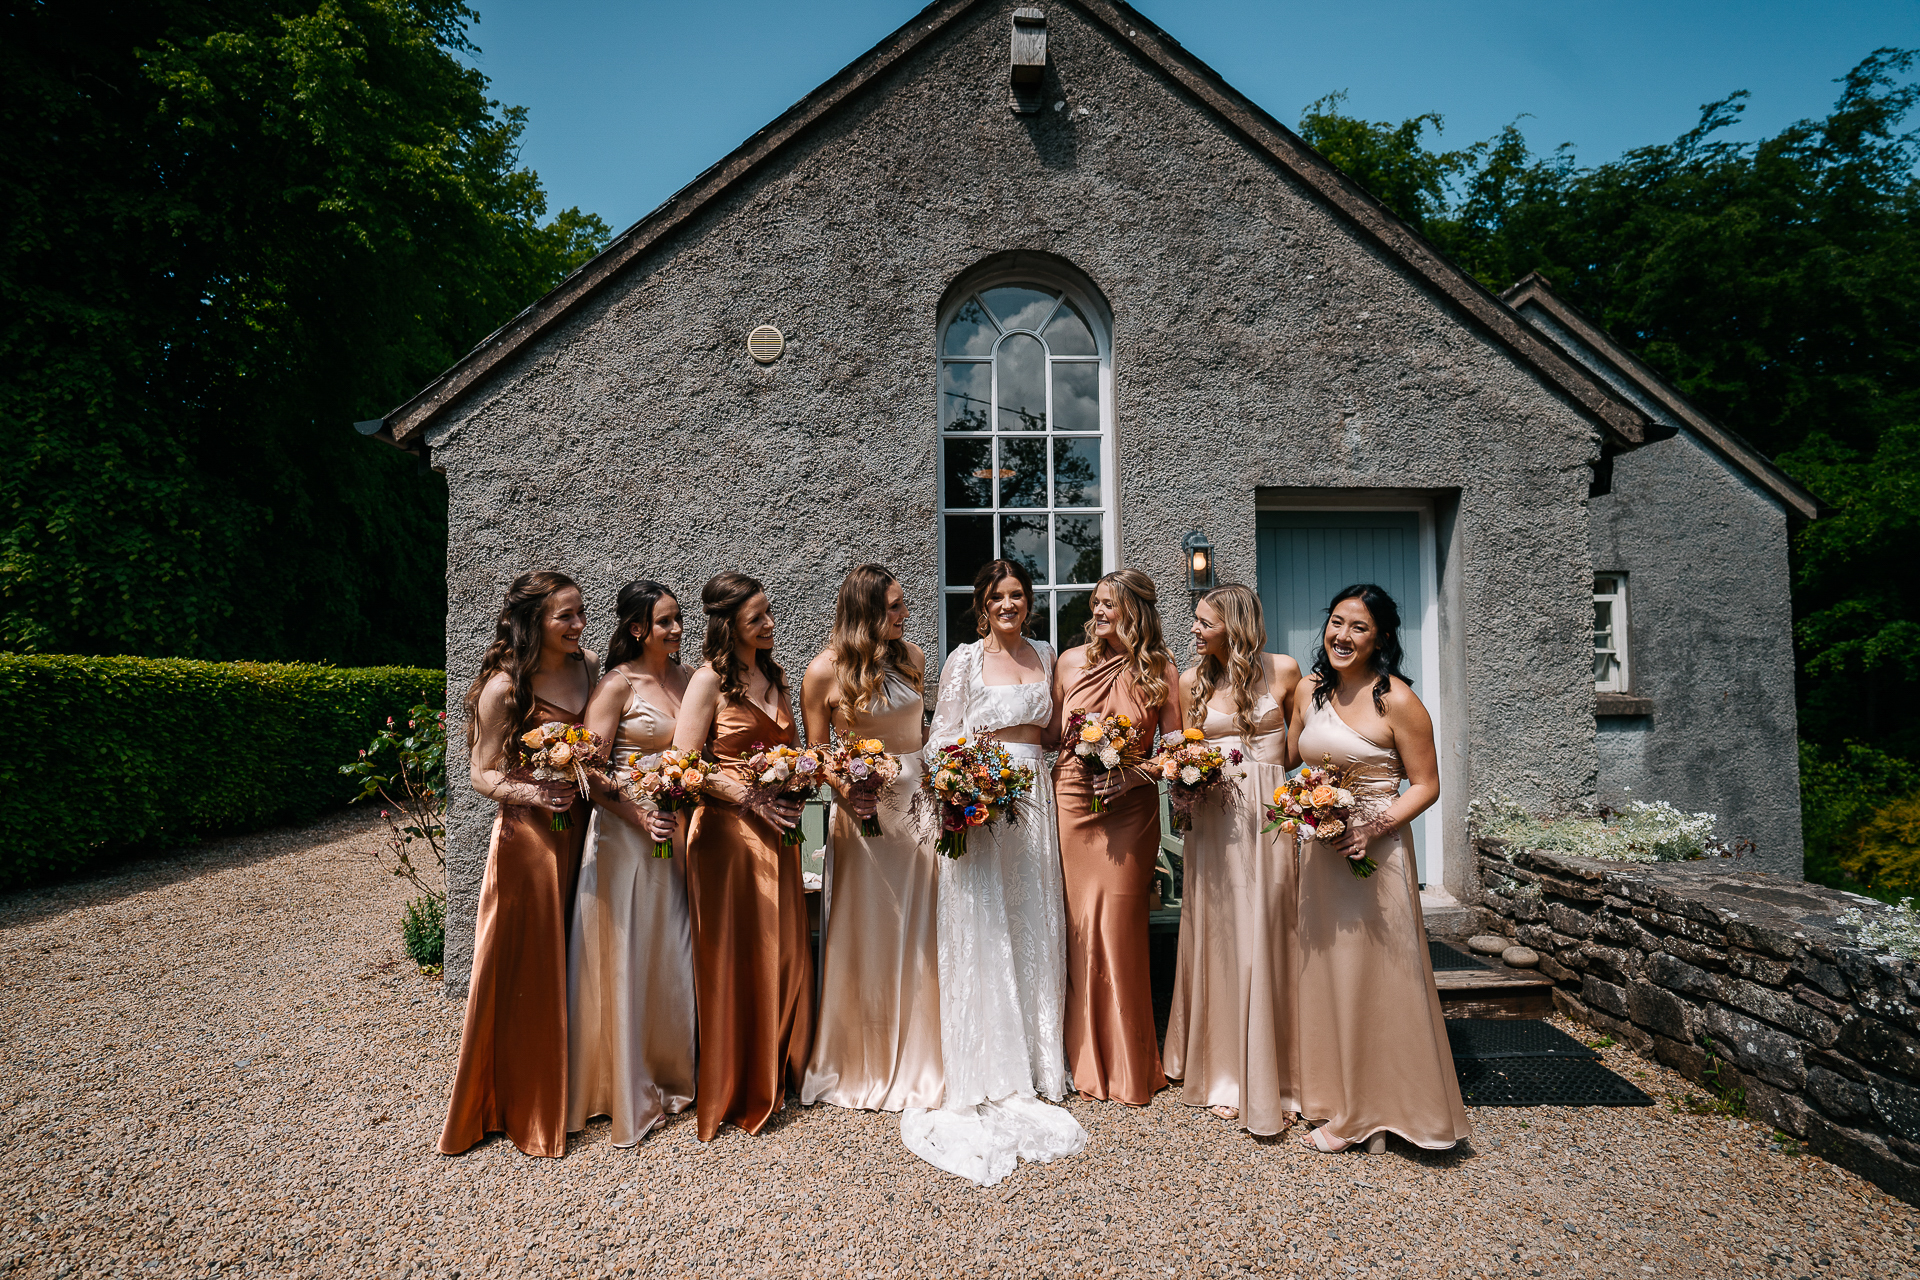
[1079,724,1104,743]
[1182,727,1205,741]
[550,742,574,767]
[520,727,547,750]
[1310,784,1339,808]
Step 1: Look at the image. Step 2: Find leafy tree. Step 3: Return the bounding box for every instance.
[0,0,608,666]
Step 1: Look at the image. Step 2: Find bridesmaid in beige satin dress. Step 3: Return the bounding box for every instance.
[1289,584,1468,1153]
[799,564,943,1112]
[566,580,698,1146]
[672,572,814,1141]
[1050,568,1181,1106]
[1164,584,1304,1134]
[441,571,596,1158]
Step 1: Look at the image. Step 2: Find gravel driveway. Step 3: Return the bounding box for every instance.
[2,811,1916,1279]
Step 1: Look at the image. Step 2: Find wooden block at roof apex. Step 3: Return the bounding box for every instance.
[1010,8,1046,114]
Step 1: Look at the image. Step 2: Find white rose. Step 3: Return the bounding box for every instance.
[1099,747,1121,768]
[1336,789,1355,807]
[1180,765,1202,785]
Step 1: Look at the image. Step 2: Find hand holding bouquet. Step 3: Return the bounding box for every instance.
[745,743,826,846]
[1263,756,1374,877]
[1146,728,1244,833]
[618,747,715,856]
[1064,709,1143,814]
[921,734,1037,858]
[827,738,902,837]
[518,722,605,832]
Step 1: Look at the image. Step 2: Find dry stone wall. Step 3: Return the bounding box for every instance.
[1475,840,1920,1205]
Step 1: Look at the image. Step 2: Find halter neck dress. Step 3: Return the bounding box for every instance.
[1164,686,1301,1134]
[565,678,697,1146]
[801,675,943,1112]
[1053,650,1169,1105]
[1294,695,1468,1149]
[684,691,815,1142]
[439,692,590,1158]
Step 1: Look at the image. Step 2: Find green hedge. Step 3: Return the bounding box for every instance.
[0,656,444,889]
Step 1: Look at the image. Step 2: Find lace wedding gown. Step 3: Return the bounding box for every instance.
[900,639,1086,1186]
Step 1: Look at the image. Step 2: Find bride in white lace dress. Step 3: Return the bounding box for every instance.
[901,559,1086,1186]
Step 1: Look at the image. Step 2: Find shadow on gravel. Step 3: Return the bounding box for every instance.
[0,809,379,930]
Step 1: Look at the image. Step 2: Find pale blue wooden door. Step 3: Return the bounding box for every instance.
[1256,509,1433,882]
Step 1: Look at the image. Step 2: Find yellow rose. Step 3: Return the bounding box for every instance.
[861,738,883,753]
[1116,715,1133,729]
[1182,727,1204,741]
[1079,724,1103,743]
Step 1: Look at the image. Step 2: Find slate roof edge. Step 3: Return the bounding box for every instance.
[1501,272,1825,521]
[380,0,1652,450]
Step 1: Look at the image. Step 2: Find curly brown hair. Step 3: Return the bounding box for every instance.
[829,564,923,730]
[700,571,788,707]
[462,570,581,760]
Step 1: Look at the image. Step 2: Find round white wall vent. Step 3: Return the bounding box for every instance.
[747,325,785,363]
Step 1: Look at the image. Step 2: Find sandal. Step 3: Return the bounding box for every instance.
[1298,1126,1352,1153]
[1209,1105,1239,1121]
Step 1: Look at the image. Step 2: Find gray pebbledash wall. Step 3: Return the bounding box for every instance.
[1514,305,1804,876]
[425,1,1611,994]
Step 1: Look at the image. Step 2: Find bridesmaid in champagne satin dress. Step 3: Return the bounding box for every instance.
[566,581,697,1146]
[1290,584,1468,1153]
[800,565,943,1112]
[1164,584,1304,1135]
[672,572,814,1141]
[1051,568,1181,1106]
[441,572,596,1158]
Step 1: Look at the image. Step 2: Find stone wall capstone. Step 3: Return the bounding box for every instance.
[1476,839,1920,1205]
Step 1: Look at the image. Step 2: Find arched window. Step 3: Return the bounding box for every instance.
[938,280,1113,653]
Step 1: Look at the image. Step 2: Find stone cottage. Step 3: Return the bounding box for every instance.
[359,0,1816,992]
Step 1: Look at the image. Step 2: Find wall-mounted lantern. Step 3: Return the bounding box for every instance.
[1183,530,1215,594]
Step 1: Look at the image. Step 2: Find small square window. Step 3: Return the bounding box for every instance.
[1593,574,1629,693]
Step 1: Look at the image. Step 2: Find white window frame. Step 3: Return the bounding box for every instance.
[1593,573,1630,693]
[935,274,1116,653]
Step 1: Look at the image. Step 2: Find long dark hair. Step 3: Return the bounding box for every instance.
[701,571,787,706]
[970,558,1038,638]
[604,580,679,672]
[1310,583,1410,715]
[463,570,580,758]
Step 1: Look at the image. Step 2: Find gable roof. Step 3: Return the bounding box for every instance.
[370,0,1651,452]
[1501,272,1823,521]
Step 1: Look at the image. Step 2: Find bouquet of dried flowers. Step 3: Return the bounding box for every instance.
[1263,755,1373,877]
[617,747,716,856]
[1063,708,1143,814]
[1146,728,1244,833]
[517,721,605,832]
[826,737,902,837]
[744,742,826,846]
[921,734,1036,859]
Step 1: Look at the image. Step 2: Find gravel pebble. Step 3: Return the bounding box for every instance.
[3,811,1917,1278]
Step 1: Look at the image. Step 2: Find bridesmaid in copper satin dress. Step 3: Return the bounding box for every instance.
[1164,584,1304,1134]
[799,564,943,1112]
[441,571,597,1158]
[1050,568,1182,1105]
[671,572,814,1141]
[566,580,697,1146]
[1289,584,1468,1153]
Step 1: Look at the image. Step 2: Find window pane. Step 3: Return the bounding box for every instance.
[1052,361,1099,433]
[1057,589,1092,648]
[1594,575,1618,596]
[980,286,1058,334]
[943,437,992,508]
[1000,436,1047,508]
[1594,651,1618,683]
[941,361,990,431]
[1053,437,1100,507]
[1054,515,1104,585]
[1001,514,1049,585]
[996,335,1045,431]
[944,297,997,356]
[945,592,978,655]
[945,515,993,587]
[1044,301,1097,355]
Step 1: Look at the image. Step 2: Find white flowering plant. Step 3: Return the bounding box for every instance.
[1470,792,1735,864]
[1839,898,1920,963]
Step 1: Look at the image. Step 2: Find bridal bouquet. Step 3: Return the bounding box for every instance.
[921,734,1036,859]
[517,722,605,832]
[826,737,902,837]
[745,742,826,846]
[1263,755,1374,877]
[1063,709,1143,814]
[617,747,715,857]
[1146,728,1244,834]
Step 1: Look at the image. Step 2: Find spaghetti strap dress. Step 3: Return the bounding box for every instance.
[1293,696,1469,1149]
[439,694,590,1158]
[683,694,815,1141]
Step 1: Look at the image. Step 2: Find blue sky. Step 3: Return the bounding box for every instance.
[462,1,1918,231]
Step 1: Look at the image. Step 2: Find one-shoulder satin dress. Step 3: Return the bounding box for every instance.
[1164,688,1300,1134]
[1053,652,1168,1105]
[801,676,943,1111]
[1294,696,1469,1149]
[566,683,698,1145]
[684,693,815,1141]
[440,694,589,1158]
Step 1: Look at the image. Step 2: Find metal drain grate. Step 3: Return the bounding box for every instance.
[1453,1055,1652,1107]
[1446,1018,1599,1060]
[1428,940,1493,972]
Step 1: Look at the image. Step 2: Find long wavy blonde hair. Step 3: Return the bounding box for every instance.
[1083,568,1174,711]
[829,564,923,729]
[1188,584,1267,739]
